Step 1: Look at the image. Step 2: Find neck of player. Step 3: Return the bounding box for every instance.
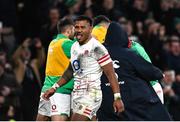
[79,35,92,45]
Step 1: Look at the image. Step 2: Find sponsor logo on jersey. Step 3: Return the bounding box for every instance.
[113,60,120,69]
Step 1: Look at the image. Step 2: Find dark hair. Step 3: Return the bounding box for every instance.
[57,17,74,33]
[93,15,110,26]
[168,36,180,48]
[74,15,93,26]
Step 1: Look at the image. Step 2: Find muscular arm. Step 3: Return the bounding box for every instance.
[94,43,120,93]
[102,62,124,112]
[102,62,120,93]
[43,63,74,100]
[56,63,74,87]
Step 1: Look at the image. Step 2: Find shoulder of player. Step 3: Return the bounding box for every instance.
[90,37,102,46]
[131,41,142,47]
[61,38,74,45]
[71,41,79,48]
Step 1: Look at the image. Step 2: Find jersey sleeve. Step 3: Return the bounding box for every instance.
[62,39,74,59]
[94,44,112,67]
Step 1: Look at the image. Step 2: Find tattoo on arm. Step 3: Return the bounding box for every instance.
[62,63,74,82]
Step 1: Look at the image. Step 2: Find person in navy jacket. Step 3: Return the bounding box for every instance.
[97,22,172,121]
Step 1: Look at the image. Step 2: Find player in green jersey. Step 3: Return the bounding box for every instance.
[36,17,75,121]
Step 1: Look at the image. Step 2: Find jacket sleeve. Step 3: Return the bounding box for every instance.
[129,51,163,81]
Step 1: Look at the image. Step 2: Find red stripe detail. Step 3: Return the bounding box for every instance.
[85,108,92,112]
[98,56,110,64]
[98,54,109,61]
[83,111,91,115]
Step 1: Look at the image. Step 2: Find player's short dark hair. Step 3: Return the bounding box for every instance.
[57,17,74,33]
[93,15,110,26]
[74,15,93,26]
[169,36,180,45]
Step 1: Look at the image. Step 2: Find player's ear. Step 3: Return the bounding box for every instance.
[89,26,93,32]
[67,27,71,35]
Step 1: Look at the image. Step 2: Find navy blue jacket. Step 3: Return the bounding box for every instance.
[97,22,172,121]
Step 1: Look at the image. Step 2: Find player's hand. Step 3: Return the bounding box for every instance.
[42,88,56,101]
[113,99,125,113]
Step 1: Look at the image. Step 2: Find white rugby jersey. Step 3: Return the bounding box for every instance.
[70,37,112,92]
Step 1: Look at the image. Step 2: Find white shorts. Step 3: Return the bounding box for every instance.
[152,82,164,104]
[72,88,102,119]
[38,93,71,117]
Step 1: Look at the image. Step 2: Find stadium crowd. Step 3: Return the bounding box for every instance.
[0,0,180,120]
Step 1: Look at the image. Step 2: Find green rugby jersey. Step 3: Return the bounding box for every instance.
[41,34,75,94]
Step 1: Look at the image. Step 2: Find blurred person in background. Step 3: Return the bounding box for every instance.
[157,0,180,35]
[162,39,170,52]
[100,0,122,21]
[0,0,18,56]
[162,70,180,120]
[83,6,94,18]
[65,0,83,20]
[117,16,128,31]
[118,16,142,44]
[173,17,180,37]
[166,36,180,76]
[39,7,60,54]
[54,0,80,19]
[36,17,75,121]
[0,24,16,58]
[12,38,45,120]
[129,0,149,23]
[0,51,21,120]
[119,19,140,42]
[154,0,175,34]
[142,21,167,69]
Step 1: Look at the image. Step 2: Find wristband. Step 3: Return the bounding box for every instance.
[114,93,121,100]
[52,83,59,90]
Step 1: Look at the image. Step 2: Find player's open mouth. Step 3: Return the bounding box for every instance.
[76,33,83,40]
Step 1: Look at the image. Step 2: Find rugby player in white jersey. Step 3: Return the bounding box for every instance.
[43,15,124,121]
